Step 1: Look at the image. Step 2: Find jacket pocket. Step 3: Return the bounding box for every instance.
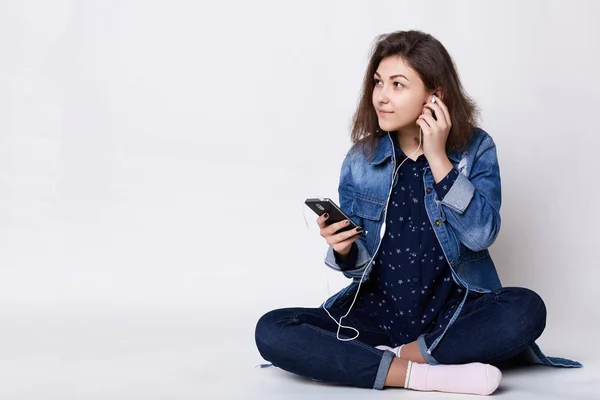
[352,194,385,221]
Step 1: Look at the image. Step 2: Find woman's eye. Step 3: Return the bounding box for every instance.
[373,79,403,88]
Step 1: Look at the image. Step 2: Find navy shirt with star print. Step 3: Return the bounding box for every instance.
[334,134,467,346]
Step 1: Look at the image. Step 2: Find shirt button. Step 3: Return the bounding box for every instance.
[426,187,432,194]
[434,219,442,226]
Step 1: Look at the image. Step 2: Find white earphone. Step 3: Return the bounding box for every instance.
[322,94,438,342]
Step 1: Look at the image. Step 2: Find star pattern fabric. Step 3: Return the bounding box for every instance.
[349,135,466,346]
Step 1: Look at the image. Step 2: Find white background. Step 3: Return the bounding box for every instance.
[0,0,598,398]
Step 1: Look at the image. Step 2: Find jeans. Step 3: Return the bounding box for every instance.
[254,287,547,390]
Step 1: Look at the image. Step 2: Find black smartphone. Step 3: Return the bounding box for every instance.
[305,197,360,234]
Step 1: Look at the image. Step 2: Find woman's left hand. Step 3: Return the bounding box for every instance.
[416,96,452,161]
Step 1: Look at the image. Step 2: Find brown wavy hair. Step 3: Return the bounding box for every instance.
[351,30,480,160]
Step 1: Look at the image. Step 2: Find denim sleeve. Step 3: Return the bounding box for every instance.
[333,242,359,271]
[324,150,374,279]
[433,167,459,201]
[439,136,502,251]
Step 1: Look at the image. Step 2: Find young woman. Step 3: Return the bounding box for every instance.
[254,30,581,395]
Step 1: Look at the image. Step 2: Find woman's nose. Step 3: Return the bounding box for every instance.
[377,87,390,103]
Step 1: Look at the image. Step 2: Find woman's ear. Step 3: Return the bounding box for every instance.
[433,89,445,101]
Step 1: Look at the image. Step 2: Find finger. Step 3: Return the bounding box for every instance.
[418,114,437,127]
[422,107,440,123]
[417,115,432,129]
[429,99,451,126]
[316,212,329,229]
[327,219,353,236]
[332,230,362,249]
[424,102,448,126]
[435,97,451,124]
[330,226,362,244]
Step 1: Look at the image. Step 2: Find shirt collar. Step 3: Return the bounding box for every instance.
[369,131,462,165]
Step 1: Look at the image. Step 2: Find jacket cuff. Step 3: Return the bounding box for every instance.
[333,242,359,271]
[325,237,373,279]
[439,172,475,214]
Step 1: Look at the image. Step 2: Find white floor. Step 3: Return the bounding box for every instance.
[0,307,597,399]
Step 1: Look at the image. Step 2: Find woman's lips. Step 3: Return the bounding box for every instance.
[378,110,394,116]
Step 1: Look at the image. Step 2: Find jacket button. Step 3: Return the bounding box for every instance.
[426,187,432,194]
[434,219,442,226]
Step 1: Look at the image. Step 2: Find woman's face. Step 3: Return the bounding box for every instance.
[372,55,430,133]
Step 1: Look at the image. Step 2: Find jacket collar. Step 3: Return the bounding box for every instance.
[369,131,462,165]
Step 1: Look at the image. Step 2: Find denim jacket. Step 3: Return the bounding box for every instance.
[322,128,582,368]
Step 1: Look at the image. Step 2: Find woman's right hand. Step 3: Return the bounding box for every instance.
[317,213,363,256]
